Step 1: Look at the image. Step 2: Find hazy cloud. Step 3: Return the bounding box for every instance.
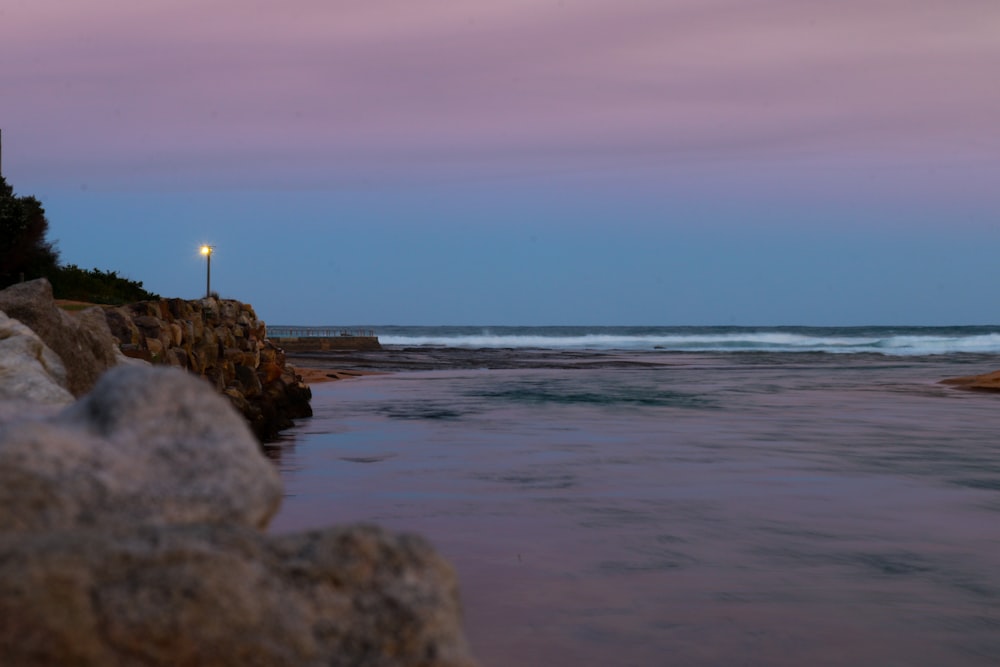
[3,0,999,186]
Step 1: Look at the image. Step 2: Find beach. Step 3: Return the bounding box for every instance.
[291,366,380,385]
[273,331,1000,666]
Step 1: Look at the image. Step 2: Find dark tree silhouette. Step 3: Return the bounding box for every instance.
[0,175,60,288]
[0,176,158,303]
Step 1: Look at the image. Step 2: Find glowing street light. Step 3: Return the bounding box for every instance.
[200,245,214,298]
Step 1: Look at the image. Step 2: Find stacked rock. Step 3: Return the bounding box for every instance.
[103,294,312,442]
[0,281,478,667]
[0,279,311,441]
[0,279,119,398]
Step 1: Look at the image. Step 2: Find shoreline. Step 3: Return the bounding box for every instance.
[269,351,1000,666]
[291,366,384,385]
[940,369,1000,391]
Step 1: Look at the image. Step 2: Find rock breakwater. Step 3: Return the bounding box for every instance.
[103,293,311,442]
[0,279,119,398]
[0,280,477,666]
[0,279,311,441]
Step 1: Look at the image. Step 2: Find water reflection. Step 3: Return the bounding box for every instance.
[271,352,1000,666]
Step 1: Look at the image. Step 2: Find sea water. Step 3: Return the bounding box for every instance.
[268,327,1000,666]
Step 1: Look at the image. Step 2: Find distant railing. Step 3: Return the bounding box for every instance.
[267,326,377,338]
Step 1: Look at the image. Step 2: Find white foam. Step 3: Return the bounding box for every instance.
[379,331,1000,355]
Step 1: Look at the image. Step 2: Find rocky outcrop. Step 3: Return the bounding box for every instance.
[941,369,1000,391]
[0,310,74,407]
[0,279,310,441]
[103,296,312,442]
[0,279,119,397]
[0,364,477,667]
[0,365,282,532]
[0,523,473,667]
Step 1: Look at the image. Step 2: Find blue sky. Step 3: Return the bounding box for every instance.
[3,0,999,325]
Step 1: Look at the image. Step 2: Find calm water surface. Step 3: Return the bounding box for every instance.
[269,350,1000,666]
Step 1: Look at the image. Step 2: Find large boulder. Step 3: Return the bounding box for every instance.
[0,279,119,396]
[0,364,477,666]
[0,364,282,531]
[0,310,74,407]
[0,523,475,667]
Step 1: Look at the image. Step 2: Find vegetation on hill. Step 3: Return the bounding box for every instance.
[0,175,159,304]
[47,264,159,305]
[0,176,59,286]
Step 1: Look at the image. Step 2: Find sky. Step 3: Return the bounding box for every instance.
[2,0,999,325]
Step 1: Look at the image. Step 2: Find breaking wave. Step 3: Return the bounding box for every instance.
[373,327,1000,356]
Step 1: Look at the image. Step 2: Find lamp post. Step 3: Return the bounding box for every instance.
[200,245,214,298]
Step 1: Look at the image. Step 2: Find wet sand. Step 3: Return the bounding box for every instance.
[290,365,383,385]
[941,369,1000,391]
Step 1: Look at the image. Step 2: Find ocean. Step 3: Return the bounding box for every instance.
[268,326,1000,666]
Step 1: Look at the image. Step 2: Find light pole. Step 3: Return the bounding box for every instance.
[200,245,214,298]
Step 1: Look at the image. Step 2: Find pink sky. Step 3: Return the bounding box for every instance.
[5,1,1000,325]
[4,0,999,190]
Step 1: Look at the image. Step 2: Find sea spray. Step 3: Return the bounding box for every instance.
[341,325,1000,355]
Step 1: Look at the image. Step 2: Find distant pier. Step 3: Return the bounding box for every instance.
[267,326,381,351]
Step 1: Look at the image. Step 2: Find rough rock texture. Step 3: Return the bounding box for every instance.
[0,523,474,667]
[0,365,477,667]
[0,279,310,441]
[104,296,312,441]
[0,279,119,396]
[0,310,74,406]
[0,365,283,531]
